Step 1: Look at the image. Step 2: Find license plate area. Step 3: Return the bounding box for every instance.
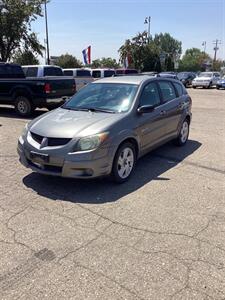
[30,151,49,164]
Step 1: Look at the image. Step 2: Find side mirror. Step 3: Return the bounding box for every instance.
[137,105,155,114]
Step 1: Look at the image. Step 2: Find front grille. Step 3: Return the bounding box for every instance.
[31,132,43,144]
[28,159,62,173]
[30,131,71,147]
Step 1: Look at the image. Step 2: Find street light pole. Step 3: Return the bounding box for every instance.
[44,0,50,65]
[144,16,151,43]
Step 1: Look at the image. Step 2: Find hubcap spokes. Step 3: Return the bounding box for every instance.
[181,122,189,143]
[117,147,134,179]
[18,100,27,113]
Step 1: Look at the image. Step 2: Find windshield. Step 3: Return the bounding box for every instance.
[178,72,189,79]
[198,72,212,78]
[64,83,138,113]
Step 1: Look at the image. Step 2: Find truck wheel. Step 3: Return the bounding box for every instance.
[15,96,34,117]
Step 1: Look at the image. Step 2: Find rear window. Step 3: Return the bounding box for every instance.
[174,82,183,97]
[77,70,91,77]
[44,67,63,76]
[63,70,73,76]
[25,67,38,77]
[92,71,101,78]
[104,70,115,77]
[158,81,176,102]
[0,65,24,78]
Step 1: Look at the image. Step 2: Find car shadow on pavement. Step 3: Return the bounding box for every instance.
[0,106,47,120]
[22,140,202,204]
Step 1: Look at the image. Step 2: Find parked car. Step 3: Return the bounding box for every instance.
[22,65,64,77]
[115,69,138,75]
[216,75,225,89]
[140,72,158,77]
[91,69,115,78]
[18,76,192,182]
[159,72,179,80]
[63,68,94,91]
[192,72,221,88]
[177,72,196,87]
[0,63,76,116]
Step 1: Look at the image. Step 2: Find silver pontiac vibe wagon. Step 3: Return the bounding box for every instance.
[18,76,192,183]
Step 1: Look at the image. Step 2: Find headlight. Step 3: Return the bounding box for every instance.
[74,133,108,152]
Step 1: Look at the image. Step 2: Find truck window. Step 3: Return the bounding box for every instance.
[92,71,101,78]
[26,67,38,77]
[63,70,73,76]
[77,70,91,77]
[104,70,115,77]
[44,67,63,76]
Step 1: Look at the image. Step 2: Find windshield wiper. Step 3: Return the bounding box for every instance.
[80,107,116,114]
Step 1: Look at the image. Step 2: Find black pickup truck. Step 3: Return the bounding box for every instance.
[0,63,76,116]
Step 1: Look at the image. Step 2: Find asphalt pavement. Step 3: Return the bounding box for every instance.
[0,88,225,299]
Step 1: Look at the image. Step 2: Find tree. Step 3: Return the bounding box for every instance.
[0,0,46,62]
[55,53,82,69]
[153,33,182,71]
[179,48,211,71]
[13,50,39,65]
[118,31,182,72]
[91,57,120,68]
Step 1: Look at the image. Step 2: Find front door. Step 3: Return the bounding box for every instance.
[137,81,167,152]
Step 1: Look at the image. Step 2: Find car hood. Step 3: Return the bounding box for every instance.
[29,108,124,138]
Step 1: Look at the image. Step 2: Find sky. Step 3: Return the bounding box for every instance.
[32,0,225,63]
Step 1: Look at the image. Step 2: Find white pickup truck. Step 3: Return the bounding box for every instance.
[63,68,94,91]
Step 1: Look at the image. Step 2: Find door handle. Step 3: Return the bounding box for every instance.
[160,110,166,115]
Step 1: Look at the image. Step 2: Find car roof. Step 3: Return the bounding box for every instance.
[93,75,157,85]
[22,65,61,68]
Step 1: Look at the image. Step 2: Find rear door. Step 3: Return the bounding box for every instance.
[137,81,167,152]
[157,80,183,138]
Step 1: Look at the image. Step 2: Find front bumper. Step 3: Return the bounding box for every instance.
[192,81,211,87]
[17,138,113,179]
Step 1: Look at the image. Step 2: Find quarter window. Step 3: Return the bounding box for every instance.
[174,82,183,97]
[139,82,161,106]
[158,81,176,102]
[92,71,101,78]
[26,67,38,77]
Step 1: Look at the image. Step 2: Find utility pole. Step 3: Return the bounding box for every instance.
[44,0,50,65]
[202,41,206,55]
[213,39,221,61]
[144,16,151,43]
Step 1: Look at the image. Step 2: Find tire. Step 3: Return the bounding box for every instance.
[193,86,196,89]
[216,86,220,90]
[174,119,190,146]
[15,96,34,117]
[207,82,212,89]
[111,142,136,183]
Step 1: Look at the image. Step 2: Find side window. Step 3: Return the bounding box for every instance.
[158,81,176,102]
[92,71,101,78]
[139,82,161,107]
[174,82,183,97]
[26,67,38,77]
[63,70,73,76]
[44,67,63,76]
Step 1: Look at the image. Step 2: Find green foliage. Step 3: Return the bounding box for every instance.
[0,0,46,62]
[118,31,182,72]
[13,50,39,65]
[178,48,211,72]
[55,53,82,69]
[91,57,120,68]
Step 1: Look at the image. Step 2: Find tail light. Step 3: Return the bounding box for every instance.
[44,83,52,94]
